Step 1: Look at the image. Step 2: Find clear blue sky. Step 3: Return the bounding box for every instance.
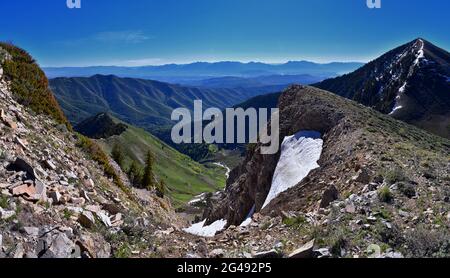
[1,0,448,67]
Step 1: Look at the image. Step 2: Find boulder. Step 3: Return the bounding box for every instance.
[43,160,57,171]
[8,157,37,180]
[95,211,112,227]
[352,169,371,184]
[11,184,36,197]
[13,243,25,258]
[38,232,75,258]
[12,180,46,202]
[14,137,28,150]
[288,239,315,258]
[313,248,331,258]
[77,233,111,258]
[78,211,96,228]
[22,226,39,237]
[1,111,17,130]
[49,191,62,205]
[102,203,122,215]
[320,185,339,208]
[345,203,356,214]
[0,208,15,220]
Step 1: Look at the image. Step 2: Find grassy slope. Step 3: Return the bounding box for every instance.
[96,121,226,207]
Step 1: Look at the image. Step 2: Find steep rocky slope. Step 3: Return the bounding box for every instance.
[197,85,449,258]
[0,45,180,258]
[315,38,450,138]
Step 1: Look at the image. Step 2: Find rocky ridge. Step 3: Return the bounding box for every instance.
[0,56,180,258]
[192,85,450,258]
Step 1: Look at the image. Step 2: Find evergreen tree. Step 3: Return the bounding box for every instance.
[127,160,142,187]
[156,179,166,198]
[142,150,155,190]
[111,142,125,169]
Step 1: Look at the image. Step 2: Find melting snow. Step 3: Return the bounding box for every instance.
[184,219,227,237]
[262,131,323,209]
[390,82,407,115]
[239,205,256,227]
[389,105,403,115]
[413,39,425,66]
[399,82,407,93]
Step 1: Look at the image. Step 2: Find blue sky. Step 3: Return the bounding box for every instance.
[0,0,448,67]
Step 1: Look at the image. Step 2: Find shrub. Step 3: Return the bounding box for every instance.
[282,215,307,227]
[384,167,407,185]
[0,194,8,209]
[111,143,126,169]
[405,225,450,258]
[0,42,71,129]
[329,227,348,257]
[76,134,129,194]
[378,186,393,203]
[156,179,167,198]
[397,182,416,198]
[127,161,143,187]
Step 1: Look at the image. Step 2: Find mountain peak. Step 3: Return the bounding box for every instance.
[315,38,450,138]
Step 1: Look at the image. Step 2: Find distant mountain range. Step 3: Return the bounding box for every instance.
[43,60,363,81]
[179,74,324,88]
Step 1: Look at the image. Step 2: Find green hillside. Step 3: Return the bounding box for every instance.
[83,115,227,207]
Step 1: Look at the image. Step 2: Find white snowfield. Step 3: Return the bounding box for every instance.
[183,219,227,237]
[262,131,323,209]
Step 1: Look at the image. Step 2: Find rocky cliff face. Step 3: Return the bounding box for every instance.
[204,85,450,258]
[205,86,349,226]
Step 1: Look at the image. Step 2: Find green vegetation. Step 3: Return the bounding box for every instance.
[142,150,155,190]
[397,182,416,198]
[111,143,126,169]
[127,161,142,187]
[378,186,393,203]
[63,208,74,220]
[95,116,226,207]
[282,215,307,227]
[0,194,8,209]
[384,167,407,185]
[76,134,129,195]
[0,43,70,129]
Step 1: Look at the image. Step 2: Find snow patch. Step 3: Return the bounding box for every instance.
[413,39,425,66]
[399,82,407,93]
[239,205,256,227]
[184,219,227,237]
[262,131,323,209]
[389,105,403,115]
